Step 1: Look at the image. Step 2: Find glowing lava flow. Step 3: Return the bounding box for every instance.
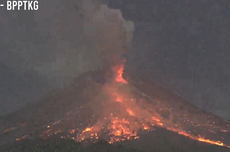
[3,63,230,149]
[75,63,230,148]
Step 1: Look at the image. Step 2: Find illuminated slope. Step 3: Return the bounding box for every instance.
[74,64,230,148]
[0,64,230,150]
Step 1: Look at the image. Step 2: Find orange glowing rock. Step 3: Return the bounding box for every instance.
[126,109,135,116]
[83,127,93,133]
[112,64,127,84]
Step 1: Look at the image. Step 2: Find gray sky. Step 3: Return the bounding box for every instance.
[0,0,230,120]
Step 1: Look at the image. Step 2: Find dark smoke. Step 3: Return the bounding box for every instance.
[0,0,134,114]
[0,0,134,88]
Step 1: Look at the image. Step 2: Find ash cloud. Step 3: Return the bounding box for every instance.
[0,0,134,88]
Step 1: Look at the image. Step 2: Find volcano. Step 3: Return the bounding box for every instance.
[0,64,230,151]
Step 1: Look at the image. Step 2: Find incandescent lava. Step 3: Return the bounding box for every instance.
[1,63,230,149]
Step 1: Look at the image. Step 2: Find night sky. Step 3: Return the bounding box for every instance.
[0,0,230,120]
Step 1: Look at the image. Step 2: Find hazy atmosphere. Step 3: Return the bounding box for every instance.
[0,0,230,122]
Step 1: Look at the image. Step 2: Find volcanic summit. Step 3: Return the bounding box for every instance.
[1,63,230,152]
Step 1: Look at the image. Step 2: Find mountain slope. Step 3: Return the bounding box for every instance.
[0,69,230,152]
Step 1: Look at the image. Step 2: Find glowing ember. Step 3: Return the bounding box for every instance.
[3,127,18,133]
[126,109,135,116]
[83,127,93,133]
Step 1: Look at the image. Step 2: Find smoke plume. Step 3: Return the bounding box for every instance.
[0,0,134,88]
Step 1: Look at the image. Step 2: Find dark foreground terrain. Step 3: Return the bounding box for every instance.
[1,127,230,152]
[0,138,143,152]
